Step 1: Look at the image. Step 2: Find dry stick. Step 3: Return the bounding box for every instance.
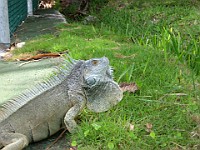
[45,128,68,150]
[18,60,40,67]
[171,142,186,150]
[158,93,187,101]
[18,53,61,61]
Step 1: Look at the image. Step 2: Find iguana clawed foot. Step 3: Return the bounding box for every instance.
[0,133,28,150]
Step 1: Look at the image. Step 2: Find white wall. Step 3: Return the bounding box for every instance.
[27,0,33,16]
[0,0,10,44]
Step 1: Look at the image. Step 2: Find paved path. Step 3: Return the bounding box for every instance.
[0,9,71,149]
[0,8,66,59]
[0,58,71,150]
[0,58,61,104]
[12,9,66,42]
[0,8,66,104]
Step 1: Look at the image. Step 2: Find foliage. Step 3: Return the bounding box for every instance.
[54,0,79,15]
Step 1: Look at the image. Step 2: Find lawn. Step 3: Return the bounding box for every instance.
[11,0,200,149]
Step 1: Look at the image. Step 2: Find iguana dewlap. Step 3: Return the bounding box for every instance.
[0,56,123,150]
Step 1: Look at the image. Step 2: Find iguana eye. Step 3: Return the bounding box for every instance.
[92,60,98,65]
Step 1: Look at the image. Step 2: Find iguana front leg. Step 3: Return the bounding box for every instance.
[0,133,29,150]
[64,91,86,133]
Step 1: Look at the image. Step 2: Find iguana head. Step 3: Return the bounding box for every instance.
[83,57,123,112]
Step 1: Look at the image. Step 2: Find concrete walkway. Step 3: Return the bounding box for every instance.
[12,9,66,42]
[0,58,68,149]
[0,8,66,104]
[0,9,70,149]
[0,58,62,104]
[0,8,66,58]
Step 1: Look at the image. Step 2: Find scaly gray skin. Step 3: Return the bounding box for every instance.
[0,56,123,150]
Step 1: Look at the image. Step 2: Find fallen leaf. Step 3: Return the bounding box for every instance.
[119,82,139,93]
[191,114,200,124]
[146,123,153,129]
[146,123,153,133]
[129,123,135,131]
[70,147,77,150]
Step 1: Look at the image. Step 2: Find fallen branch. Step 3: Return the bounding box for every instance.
[18,53,62,61]
[171,142,186,150]
[18,60,40,67]
[158,93,187,101]
[45,128,68,150]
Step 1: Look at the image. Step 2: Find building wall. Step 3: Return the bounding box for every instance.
[33,0,39,11]
[0,0,39,44]
[8,0,39,36]
[8,0,28,36]
[0,0,10,44]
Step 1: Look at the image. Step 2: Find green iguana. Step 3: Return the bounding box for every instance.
[0,56,123,150]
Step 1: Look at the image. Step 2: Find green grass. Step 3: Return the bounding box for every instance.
[93,0,200,75]
[12,0,200,149]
